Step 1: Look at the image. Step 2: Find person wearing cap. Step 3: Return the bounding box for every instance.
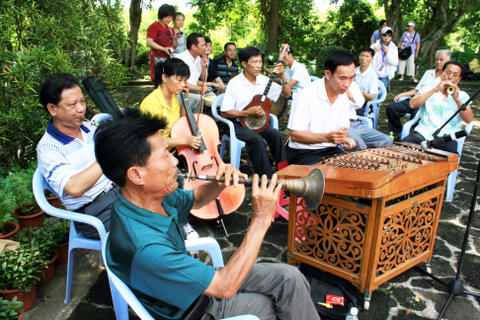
[278,46,312,100]
[398,21,421,82]
[371,26,398,89]
[370,20,388,45]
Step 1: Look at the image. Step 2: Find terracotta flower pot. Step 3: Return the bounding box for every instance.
[38,251,59,285]
[46,195,62,208]
[0,221,20,239]
[0,285,37,311]
[18,311,25,320]
[12,203,45,230]
[55,241,69,265]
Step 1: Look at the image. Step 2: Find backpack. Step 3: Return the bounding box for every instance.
[299,263,362,320]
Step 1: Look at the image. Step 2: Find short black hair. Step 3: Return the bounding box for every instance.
[287,46,294,57]
[39,73,80,113]
[379,20,387,27]
[158,4,175,20]
[325,49,356,74]
[186,32,203,50]
[174,12,185,20]
[154,58,191,88]
[238,46,262,64]
[442,61,464,78]
[204,37,212,45]
[359,47,375,57]
[95,108,168,187]
[224,42,236,51]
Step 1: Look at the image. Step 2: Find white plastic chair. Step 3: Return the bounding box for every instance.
[401,110,473,202]
[365,81,387,129]
[211,94,279,169]
[33,169,106,304]
[102,234,259,320]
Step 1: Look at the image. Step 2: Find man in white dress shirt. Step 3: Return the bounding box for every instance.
[220,46,288,178]
[287,49,357,165]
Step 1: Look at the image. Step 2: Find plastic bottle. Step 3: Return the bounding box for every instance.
[346,307,359,320]
[389,131,395,141]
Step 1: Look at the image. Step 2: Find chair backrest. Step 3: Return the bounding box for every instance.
[82,76,120,114]
[32,169,107,242]
[310,76,320,82]
[211,94,228,124]
[102,233,155,320]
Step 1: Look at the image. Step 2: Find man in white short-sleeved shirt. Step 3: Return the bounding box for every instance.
[37,73,118,239]
[386,49,451,135]
[279,46,311,100]
[220,46,288,178]
[287,49,357,165]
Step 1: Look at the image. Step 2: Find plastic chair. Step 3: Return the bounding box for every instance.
[211,94,279,169]
[310,76,320,82]
[33,169,106,304]
[401,110,473,202]
[365,81,387,129]
[102,234,260,320]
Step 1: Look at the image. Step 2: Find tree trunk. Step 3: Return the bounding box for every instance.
[383,0,403,44]
[127,0,143,70]
[260,0,279,53]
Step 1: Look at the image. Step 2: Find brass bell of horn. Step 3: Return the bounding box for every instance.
[447,86,455,94]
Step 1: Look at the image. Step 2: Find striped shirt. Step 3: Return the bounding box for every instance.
[212,55,239,84]
[37,120,112,210]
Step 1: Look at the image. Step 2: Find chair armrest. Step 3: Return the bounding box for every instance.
[400,109,422,139]
[185,237,225,268]
[357,116,373,129]
[269,114,279,130]
[398,96,412,102]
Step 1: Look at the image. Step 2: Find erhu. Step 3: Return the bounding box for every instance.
[180,168,325,211]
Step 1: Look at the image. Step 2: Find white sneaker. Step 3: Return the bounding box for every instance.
[181,222,199,240]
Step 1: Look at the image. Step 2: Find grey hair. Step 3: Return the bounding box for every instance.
[436,49,452,59]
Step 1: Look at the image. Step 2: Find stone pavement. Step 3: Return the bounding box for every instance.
[23,80,480,320]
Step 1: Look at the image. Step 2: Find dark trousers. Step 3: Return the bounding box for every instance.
[288,146,345,166]
[386,99,419,134]
[75,185,120,239]
[401,132,458,154]
[233,122,286,178]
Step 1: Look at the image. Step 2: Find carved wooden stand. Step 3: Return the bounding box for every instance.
[278,144,458,310]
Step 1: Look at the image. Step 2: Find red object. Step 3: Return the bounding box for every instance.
[12,204,45,231]
[0,285,37,311]
[0,222,20,239]
[38,251,58,285]
[326,294,344,306]
[170,93,246,220]
[55,242,69,265]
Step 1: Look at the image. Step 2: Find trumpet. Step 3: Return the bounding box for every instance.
[179,168,325,211]
[447,86,455,94]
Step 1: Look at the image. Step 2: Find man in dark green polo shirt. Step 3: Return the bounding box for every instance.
[212,42,239,84]
[95,108,319,320]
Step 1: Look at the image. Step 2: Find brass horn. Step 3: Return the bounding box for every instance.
[447,86,455,94]
[179,168,325,211]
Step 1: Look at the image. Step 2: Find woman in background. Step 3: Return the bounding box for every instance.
[173,12,186,55]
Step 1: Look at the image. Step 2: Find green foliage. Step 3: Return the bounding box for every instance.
[451,46,480,64]
[0,175,18,235]
[315,46,345,77]
[0,296,23,320]
[15,225,57,262]
[322,0,377,55]
[0,246,45,294]
[3,163,37,215]
[45,218,70,246]
[0,0,129,171]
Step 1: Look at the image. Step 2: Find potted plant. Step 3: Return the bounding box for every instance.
[8,165,45,230]
[0,246,45,311]
[15,226,58,285]
[0,296,24,320]
[46,218,70,265]
[0,178,20,239]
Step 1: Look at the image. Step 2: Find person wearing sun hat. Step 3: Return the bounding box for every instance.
[371,26,398,89]
[398,21,421,82]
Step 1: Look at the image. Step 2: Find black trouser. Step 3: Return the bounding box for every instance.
[75,185,120,239]
[287,146,345,166]
[233,122,287,178]
[401,132,458,154]
[386,98,419,134]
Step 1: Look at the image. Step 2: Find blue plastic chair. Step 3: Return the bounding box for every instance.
[401,110,473,202]
[365,81,387,129]
[33,169,106,304]
[102,233,260,320]
[211,94,279,169]
[310,75,320,82]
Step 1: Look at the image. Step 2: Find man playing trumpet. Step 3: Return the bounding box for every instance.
[401,61,474,153]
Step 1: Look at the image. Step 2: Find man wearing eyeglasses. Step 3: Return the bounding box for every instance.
[371,26,398,88]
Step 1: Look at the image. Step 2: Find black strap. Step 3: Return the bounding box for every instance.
[181,295,211,320]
